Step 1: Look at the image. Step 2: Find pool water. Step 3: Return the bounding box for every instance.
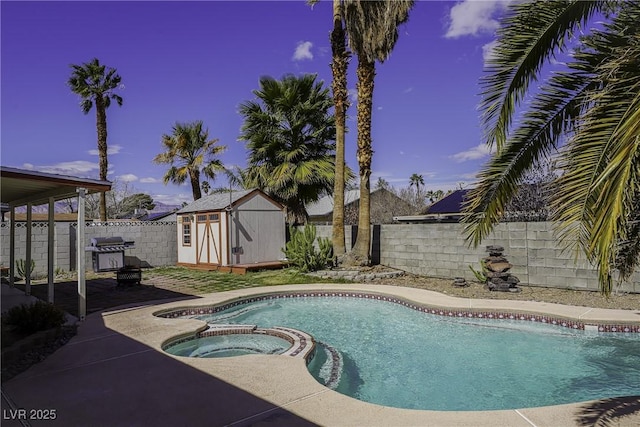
[194,297,640,411]
[166,333,291,358]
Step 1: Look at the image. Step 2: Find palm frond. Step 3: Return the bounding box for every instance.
[464,64,596,246]
[480,0,609,150]
[343,0,414,64]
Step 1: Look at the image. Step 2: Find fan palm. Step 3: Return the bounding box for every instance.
[68,58,123,221]
[375,177,389,190]
[238,74,338,225]
[409,173,424,192]
[463,0,640,293]
[153,121,227,201]
[409,173,425,206]
[343,0,414,264]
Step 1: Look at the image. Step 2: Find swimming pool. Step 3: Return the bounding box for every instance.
[162,293,640,411]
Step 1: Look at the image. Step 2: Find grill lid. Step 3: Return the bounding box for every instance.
[90,237,125,247]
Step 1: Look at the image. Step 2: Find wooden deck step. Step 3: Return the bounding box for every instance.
[180,261,289,275]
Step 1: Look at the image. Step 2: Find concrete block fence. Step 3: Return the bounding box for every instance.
[315,222,639,294]
[1,222,177,276]
[3,220,639,293]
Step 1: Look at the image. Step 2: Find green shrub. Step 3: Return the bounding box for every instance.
[469,260,489,283]
[2,301,66,334]
[16,259,35,280]
[283,224,333,272]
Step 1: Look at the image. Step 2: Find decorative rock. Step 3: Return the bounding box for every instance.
[486,245,504,253]
[484,256,508,263]
[453,277,468,287]
[506,275,520,284]
[487,277,512,292]
[485,261,512,273]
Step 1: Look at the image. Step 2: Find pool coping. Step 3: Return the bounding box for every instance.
[100,283,640,426]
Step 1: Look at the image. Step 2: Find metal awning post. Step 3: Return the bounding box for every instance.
[25,203,32,295]
[77,188,86,321]
[9,206,15,286]
[48,197,55,303]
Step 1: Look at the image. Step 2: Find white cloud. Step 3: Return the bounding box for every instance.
[377,106,383,111]
[22,160,100,176]
[403,87,414,94]
[153,193,192,205]
[88,144,122,156]
[450,144,495,162]
[445,0,510,39]
[292,41,313,61]
[459,172,480,180]
[117,174,138,182]
[348,88,357,103]
[140,177,162,183]
[482,40,498,63]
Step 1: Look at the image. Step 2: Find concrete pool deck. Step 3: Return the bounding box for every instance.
[2,283,639,426]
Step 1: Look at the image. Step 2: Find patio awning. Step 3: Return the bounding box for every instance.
[1,166,112,320]
[1,166,111,206]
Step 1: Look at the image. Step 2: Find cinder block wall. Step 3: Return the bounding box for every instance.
[1,222,178,275]
[315,222,639,293]
[0,223,52,277]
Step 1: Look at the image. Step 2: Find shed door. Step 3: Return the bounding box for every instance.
[196,213,222,265]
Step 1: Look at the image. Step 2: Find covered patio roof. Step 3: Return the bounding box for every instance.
[1,165,112,320]
[1,166,111,206]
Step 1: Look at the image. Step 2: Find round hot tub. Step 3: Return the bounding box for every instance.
[166,332,292,358]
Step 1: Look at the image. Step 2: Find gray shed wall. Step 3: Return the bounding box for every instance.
[229,195,285,264]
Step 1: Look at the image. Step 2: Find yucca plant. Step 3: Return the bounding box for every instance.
[16,259,35,280]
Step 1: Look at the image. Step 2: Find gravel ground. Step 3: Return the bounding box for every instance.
[374,272,640,311]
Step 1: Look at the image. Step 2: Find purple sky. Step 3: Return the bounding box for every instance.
[2,0,508,206]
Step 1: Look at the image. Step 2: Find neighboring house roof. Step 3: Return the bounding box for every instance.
[423,189,469,215]
[142,211,177,221]
[307,189,362,217]
[177,189,280,214]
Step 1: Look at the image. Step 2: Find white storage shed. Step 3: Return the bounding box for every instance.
[176,189,286,271]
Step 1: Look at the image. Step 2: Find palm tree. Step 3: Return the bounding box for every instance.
[409,173,425,207]
[463,1,640,294]
[238,74,338,224]
[201,181,210,195]
[409,172,424,192]
[343,0,414,264]
[375,177,389,190]
[68,58,123,221]
[153,121,227,201]
[307,0,350,258]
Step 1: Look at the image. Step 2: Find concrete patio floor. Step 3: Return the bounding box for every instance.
[2,283,639,426]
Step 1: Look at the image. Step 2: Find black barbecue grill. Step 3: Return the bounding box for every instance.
[86,237,135,272]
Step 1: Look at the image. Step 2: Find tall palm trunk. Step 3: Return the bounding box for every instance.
[95,98,108,222]
[190,169,202,200]
[331,0,349,258]
[350,59,375,263]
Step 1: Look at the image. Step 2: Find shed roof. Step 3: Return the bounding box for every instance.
[177,189,277,214]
